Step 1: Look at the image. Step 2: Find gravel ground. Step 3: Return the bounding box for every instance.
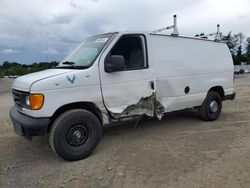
[0,75,250,188]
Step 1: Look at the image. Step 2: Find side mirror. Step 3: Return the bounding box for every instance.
[105,55,126,73]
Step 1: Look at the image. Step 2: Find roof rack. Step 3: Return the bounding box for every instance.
[152,15,222,42]
[195,24,222,41]
[152,15,179,36]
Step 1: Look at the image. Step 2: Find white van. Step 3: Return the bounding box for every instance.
[10,31,235,161]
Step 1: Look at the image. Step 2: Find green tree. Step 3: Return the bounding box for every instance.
[246,37,250,55]
[234,33,245,58]
[222,32,237,55]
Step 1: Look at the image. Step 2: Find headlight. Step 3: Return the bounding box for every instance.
[26,95,30,106]
[26,94,44,110]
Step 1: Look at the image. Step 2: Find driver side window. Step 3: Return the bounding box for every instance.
[109,35,147,70]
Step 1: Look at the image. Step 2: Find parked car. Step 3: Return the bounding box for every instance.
[9,31,236,161]
[239,69,245,74]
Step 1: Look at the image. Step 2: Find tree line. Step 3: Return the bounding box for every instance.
[0,61,59,76]
[1,31,250,77]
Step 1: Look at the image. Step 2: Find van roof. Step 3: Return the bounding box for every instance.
[149,33,226,44]
[115,31,226,44]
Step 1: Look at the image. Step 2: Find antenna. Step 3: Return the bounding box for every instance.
[152,15,179,36]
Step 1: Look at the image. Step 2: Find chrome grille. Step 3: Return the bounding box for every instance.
[12,89,27,109]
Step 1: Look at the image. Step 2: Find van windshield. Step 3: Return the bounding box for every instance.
[57,33,114,69]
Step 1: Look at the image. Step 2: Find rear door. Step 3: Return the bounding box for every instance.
[99,34,155,118]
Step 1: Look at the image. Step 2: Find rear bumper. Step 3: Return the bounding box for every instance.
[223,92,236,101]
[9,107,50,137]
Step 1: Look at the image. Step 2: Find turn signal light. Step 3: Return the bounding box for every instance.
[30,94,44,110]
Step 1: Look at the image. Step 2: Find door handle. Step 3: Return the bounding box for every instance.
[149,81,155,90]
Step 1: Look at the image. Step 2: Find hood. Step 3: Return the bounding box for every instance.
[13,69,74,91]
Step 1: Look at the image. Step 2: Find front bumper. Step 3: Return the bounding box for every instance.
[9,107,50,137]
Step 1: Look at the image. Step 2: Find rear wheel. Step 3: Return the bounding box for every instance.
[49,109,102,161]
[198,91,222,121]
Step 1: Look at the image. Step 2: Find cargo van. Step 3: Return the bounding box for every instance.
[9,30,235,161]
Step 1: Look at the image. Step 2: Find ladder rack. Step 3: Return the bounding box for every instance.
[152,15,222,41]
[152,15,179,36]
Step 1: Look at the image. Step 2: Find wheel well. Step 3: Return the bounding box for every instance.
[48,102,103,132]
[208,86,225,98]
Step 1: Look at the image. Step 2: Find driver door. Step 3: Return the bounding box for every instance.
[99,34,155,117]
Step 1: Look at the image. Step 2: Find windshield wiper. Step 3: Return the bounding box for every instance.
[62,61,75,65]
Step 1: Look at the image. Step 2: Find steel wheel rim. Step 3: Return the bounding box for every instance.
[66,124,89,146]
[209,100,218,113]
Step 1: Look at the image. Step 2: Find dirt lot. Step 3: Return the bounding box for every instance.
[0,75,250,188]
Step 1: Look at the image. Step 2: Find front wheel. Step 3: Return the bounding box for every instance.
[198,91,222,121]
[49,109,102,161]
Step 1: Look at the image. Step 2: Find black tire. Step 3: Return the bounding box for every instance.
[49,109,102,161]
[198,91,222,121]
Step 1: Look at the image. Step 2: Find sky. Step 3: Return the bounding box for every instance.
[0,0,250,64]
